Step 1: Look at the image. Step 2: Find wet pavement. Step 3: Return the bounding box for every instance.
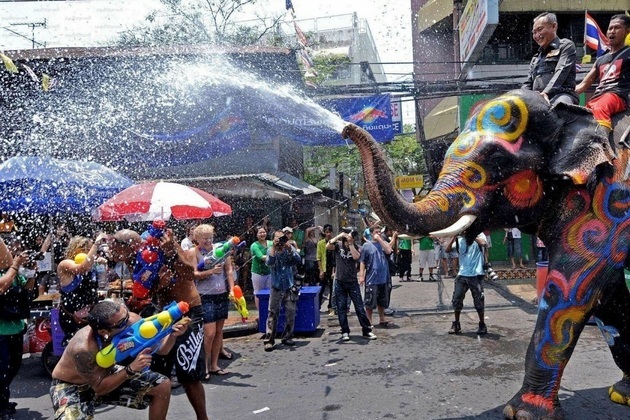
[9,267,630,419]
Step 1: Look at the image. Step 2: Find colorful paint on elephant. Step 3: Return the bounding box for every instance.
[438,95,542,213]
[535,176,630,397]
[504,170,543,209]
[471,95,529,142]
[342,88,630,419]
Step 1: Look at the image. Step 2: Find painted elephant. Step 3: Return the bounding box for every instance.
[342,89,630,419]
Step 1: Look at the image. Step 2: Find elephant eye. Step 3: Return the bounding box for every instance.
[485,150,513,179]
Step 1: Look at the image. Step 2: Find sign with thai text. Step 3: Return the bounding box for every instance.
[395,175,424,190]
[458,0,498,70]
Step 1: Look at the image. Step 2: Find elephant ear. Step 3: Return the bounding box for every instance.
[548,103,616,185]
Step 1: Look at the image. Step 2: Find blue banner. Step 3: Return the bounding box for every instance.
[253,93,395,146]
[320,94,394,142]
[137,101,251,167]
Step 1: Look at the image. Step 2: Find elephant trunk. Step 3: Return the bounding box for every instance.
[342,123,463,236]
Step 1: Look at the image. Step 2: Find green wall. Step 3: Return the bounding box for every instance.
[487,229,534,264]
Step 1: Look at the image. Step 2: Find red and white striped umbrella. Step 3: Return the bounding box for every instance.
[93,181,232,221]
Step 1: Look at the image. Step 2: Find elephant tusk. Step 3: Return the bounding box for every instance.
[429,215,478,238]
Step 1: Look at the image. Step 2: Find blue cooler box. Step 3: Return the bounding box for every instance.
[256,286,321,334]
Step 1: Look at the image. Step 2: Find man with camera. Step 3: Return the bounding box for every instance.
[326,228,376,341]
[446,232,488,335]
[263,230,302,352]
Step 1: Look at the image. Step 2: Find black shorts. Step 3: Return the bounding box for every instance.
[364,283,391,309]
[451,275,485,312]
[151,305,205,383]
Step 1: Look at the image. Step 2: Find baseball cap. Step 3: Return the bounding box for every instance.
[282,226,293,233]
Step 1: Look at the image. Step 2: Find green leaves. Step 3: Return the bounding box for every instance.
[303,126,425,189]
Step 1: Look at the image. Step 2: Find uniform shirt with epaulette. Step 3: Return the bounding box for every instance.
[523,37,578,103]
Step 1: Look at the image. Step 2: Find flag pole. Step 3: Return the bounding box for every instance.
[286,0,318,88]
[583,10,590,63]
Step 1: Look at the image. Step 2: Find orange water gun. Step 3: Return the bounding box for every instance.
[230,285,249,322]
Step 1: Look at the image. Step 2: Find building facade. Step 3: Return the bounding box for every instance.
[411,0,622,181]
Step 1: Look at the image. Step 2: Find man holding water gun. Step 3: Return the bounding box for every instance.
[50,299,188,420]
[149,223,210,420]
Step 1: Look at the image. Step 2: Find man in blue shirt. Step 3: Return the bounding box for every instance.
[263,229,302,352]
[359,226,393,327]
[446,233,488,335]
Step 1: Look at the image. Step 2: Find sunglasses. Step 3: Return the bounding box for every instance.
[109,309,129,330]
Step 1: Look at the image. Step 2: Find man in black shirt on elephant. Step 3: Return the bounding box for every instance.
[522,12,578,106]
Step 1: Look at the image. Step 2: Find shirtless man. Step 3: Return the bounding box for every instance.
[109,229,142,267]
[50,299,187,419]
[107,229,143,304]
[151,227,209,420]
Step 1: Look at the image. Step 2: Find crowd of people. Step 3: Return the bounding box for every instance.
[0,211,423,419]
[0,203,583,419]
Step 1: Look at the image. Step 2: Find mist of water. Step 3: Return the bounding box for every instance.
[172,58,347,133]
[0,53,348,179]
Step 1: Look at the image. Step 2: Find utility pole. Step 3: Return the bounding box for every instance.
[453,0,463,79]
[7,19,47,49]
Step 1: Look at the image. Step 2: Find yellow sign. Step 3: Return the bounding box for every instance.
[395,175,424,190]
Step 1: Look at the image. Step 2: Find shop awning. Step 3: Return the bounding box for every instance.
[423,96,458,140]
[415,0,453,32]
[165,172,321,200]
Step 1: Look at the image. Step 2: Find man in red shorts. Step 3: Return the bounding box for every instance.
[576,14,630,140]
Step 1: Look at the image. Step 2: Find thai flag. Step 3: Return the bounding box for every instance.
[285,0,295,19]
[584,12,610,57]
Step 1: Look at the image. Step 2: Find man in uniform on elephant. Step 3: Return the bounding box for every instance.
[523,12,579,106]
[576,14,630,140]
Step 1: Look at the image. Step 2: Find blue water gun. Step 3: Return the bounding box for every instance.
[132,219,166,299]
[95,301,190,369]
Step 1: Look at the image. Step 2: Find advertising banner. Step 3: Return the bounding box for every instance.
[458,0,498,73]
[391,97,403,135]
[319,94,394,143]
[258,93,395,146]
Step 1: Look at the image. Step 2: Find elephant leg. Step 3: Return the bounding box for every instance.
[593,276,630,407]
[504,284,593,419]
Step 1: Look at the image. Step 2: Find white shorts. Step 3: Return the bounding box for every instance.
[252,272,272,293]
[418,250,436,269]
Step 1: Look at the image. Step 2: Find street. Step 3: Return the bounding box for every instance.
[10,276,630,420]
